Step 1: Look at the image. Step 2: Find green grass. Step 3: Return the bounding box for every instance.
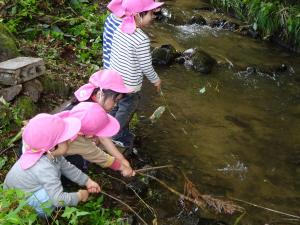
[210,0,300,49]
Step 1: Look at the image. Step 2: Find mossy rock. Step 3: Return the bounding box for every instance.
[0,23,20,62]
[187,15,207,25]
[152,44,178,66]
[14,96,38,120]
[39,76,71,97]
[191,49,216,74]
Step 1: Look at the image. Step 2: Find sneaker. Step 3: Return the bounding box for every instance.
[112,132,135,149]
[112,139,127,148]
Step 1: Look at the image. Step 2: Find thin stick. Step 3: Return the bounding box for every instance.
[0,130,22,156]
[106,174,157,218]
[100,191,148,225]
[159,90,177,120]
[229,197,300,219]
[0,145,14,156]
[135,165,174,173]
[51,206,64,225]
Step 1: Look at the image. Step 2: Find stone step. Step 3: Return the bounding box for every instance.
[0,57,45,85]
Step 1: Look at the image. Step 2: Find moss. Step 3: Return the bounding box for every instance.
[14,96,37,120]
[0,23,20,61]
[39,76,71,98]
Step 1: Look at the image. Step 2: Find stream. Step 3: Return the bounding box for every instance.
[135,0,300,224]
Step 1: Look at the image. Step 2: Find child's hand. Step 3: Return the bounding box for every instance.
[86,178,101,193]
[153,79,162,92]
[120,158,130,168]
[77,189,89,202]
[120,164,136,177]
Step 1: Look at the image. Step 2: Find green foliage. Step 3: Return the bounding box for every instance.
[0,187,39,225]
[76,196,129,225]
[0,97,23,131]
[0,96,36,149]
[61,206,90,225]
[210,0,300,48]
[130,113,140,130]
[1,0,107,65]
[0,156,8,170]
[0,188,128,225]
[14,96,37,120]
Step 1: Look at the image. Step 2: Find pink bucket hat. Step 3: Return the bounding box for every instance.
[55,102,120,137]
[20,113,81,170]
[108,0,164,34]
[74,69,132,102]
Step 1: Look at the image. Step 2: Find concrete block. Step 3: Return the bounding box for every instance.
[0,57,45,85]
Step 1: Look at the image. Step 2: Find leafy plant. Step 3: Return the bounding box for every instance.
[0,187,39,225]
[1,0,107,65]
[0,156,8,170]
[61,206,90,225]
[210,0,300,49]
[76,196,129,225]
[130,113,140,130]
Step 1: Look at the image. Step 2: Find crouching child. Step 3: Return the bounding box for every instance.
[4,113,100,216]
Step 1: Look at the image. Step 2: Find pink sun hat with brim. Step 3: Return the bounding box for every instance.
[108,0,164,34]
[55,102,120,138]
[20,113,81,170]
[74,69,133,102]
[107,0,124,17]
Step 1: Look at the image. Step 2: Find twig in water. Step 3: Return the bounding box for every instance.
[229,197,300,219]
[106,174,157,219]
[100,190,148,225]
[181,172,243,214]
[137,170,243,215]
[135,165,174,173]
[159,90,177,120]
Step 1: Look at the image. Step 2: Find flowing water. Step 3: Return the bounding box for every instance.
[136,0,300,224]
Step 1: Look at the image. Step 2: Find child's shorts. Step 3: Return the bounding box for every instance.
[27,188,54,217]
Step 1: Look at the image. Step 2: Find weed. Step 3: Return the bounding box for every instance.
[210,0,300,49]
[0,187,39,225]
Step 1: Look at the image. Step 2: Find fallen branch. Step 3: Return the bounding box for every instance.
[137,172,242,215]
[229,197,300,220]
[100,190,147,225]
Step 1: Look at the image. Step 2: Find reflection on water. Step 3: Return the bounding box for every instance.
[137,0,300,224]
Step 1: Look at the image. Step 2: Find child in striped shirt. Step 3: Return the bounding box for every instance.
[102,1,122,69]
[106,0,164,148]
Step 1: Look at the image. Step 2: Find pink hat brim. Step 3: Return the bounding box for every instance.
[112,85,133,93]
[90,70,133,94]
[19,150,45,170]
[107,0,125,17]
[20,117,81,170]
[55,111,70,119]
[143,2,164,12]
[74,83,95,101]
[57,117,81,143]
[95,114,120,137]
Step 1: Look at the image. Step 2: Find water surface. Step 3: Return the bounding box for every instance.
[137,1,300,224]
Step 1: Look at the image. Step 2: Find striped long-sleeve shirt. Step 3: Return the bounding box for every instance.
[103,14,122,69]
[110,28,160,92]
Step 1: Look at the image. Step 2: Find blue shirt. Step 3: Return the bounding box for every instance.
[103,14,122,69]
